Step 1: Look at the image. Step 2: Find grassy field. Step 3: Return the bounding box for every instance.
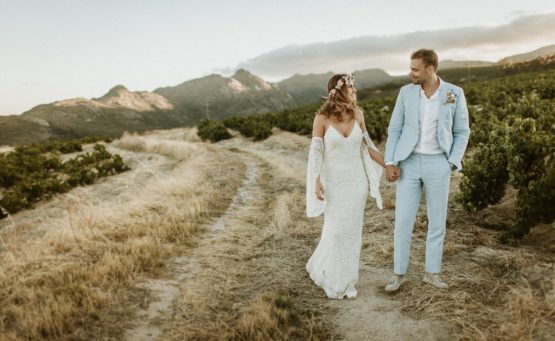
[2,127,553,340]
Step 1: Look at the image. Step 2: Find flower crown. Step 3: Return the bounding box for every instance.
[328,74,354,99]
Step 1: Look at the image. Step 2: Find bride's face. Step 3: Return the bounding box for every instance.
[346,83,357,102]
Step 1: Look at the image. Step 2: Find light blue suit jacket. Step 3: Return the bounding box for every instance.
[384,79,471,171]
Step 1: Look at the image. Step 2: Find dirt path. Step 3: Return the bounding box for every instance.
[233,131,452,338]
[245,130,453,340]
[115,133,334,339]
[119,129,452,340]
[123,148,262,340]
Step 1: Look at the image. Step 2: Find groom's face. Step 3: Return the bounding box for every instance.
[409,58,434,84]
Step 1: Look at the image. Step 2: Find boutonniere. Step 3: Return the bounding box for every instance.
[445,90,456,104]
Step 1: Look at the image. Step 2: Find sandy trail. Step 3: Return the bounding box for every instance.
[123,145,261,340]
[0,129,453,340]
[137,129,451,340]
[238,130,453,340]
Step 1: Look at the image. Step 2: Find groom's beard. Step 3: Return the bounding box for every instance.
[411,78,423,84]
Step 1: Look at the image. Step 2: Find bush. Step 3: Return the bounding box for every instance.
[218,97,393,143]
[197,119,232,142]
[223,116,272,141]
[360,98,395,143]
[0,141,129,218]
[457,127,510,212]
[502,118,555,242]
[62,144,130,186]
[458,69,555,242]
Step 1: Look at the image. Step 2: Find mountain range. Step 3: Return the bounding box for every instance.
[1,45,554,146]
[499,44,555,64]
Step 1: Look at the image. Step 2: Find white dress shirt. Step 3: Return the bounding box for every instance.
[413,80,443,155]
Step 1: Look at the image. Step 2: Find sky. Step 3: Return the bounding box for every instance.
[1,0,554,116]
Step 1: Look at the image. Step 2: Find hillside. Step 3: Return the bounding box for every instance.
[2,45,554,147]
[153,69,296,122]
[500,44,555,64]
[278,68,395,105]
[0,86,186,146]
[439,59,495,69]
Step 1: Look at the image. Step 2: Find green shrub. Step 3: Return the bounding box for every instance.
[197,119,232,142]
[0,141,129,218]
[502,118,555,242]
[219,97,393,143]
[1,187,29,213]
[222,116,272,141]
[458,70,555,242]
[457,127,510,212]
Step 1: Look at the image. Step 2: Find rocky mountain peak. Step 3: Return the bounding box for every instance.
[231,69,272,90]
[101,84,129,99]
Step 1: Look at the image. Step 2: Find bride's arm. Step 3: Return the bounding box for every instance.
[356,109,386,168]
[306,114,327,217]
[357,109,384,209]
[367,147,385,168]
[311,114,326,200]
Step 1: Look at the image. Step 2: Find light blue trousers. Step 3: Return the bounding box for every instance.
[393,152,451,275]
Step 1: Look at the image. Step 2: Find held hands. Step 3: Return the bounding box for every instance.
[385,165,400,182]
[315,178,325,201]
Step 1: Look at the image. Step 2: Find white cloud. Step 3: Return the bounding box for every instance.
[232,12,555,78]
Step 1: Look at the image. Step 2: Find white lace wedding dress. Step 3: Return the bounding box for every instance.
[306,122,383,299]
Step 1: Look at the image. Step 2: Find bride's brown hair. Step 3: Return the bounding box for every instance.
[316,74,360,121]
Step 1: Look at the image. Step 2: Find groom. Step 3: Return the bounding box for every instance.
[383,49,470,291]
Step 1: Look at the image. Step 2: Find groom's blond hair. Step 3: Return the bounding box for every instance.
[411,49,438,71]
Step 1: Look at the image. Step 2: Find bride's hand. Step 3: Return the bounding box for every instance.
[385,165,400,182]
[315,179,325,200]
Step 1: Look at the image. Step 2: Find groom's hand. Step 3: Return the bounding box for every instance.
[385,165,400,182]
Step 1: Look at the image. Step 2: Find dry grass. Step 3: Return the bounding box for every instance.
[163,151,333,340]
[3,127,551,340]
[353,150,555,340]
[114,131,200,160]
[268,191,297,239]
[218,129,308,182]
[388,206,555,341]
[241,130,555,340]
[230,290,330,341]
[0,136,245,340]
[121,127,202,144]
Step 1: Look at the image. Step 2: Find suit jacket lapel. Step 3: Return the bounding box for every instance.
[438,83,449,125]
[411,85,420,128]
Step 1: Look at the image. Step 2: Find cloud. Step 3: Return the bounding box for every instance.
[231,12,555,78]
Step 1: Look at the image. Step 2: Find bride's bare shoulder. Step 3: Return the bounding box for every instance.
[314,112,327,123]
[354,107,364,120]
[312,113,327,137]
[355,108,367,131]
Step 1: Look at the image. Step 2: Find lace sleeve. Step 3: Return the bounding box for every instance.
[362,131,379,152]
[306,137,326,217]
[360,132,383,209]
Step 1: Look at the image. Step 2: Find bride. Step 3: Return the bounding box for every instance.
[306,74,385,299]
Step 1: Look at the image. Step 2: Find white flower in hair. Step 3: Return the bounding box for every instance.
[328,74,355,98]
